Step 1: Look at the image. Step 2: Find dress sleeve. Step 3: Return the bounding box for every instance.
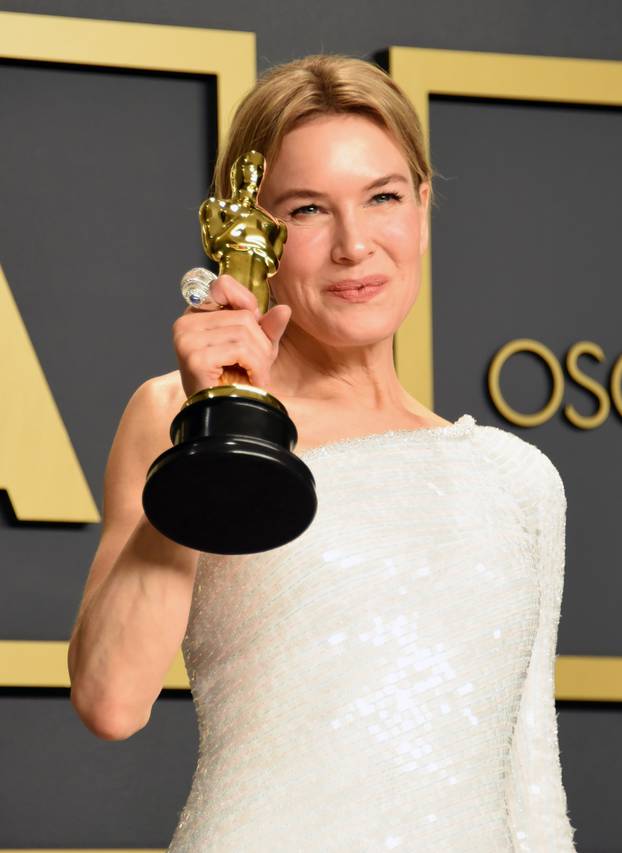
[506,454,578,851]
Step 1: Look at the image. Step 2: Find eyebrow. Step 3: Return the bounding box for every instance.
[270,173,410,208]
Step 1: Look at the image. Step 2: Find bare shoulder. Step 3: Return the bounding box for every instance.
[123,370,185,438]
[130,369,186,415]
[118,370,185,455]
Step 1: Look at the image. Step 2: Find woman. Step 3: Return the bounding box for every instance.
[68,55,577,851]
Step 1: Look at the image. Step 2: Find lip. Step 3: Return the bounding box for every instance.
[326,275,388,302]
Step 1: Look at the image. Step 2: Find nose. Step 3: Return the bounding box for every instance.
[330,208,374,265]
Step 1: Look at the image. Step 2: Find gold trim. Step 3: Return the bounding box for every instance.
[389,47,622,408]
[0,11,255,135]
[0,641,189,690]
[5,640,622,701]
[184,383,288,415]
[555,656,622,702]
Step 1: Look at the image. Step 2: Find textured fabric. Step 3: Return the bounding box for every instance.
[168,414,577,852]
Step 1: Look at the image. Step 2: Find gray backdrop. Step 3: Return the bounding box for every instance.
[1,1,621,850]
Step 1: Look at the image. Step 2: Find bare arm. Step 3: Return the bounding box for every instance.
[68,374,198,741]
[69,275,291,742]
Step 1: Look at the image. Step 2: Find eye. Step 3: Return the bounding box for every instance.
[289,203,321,217]
[369,191,404,205]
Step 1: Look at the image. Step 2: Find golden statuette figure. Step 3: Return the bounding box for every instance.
[142,151,317,555]
[198,150,287,315]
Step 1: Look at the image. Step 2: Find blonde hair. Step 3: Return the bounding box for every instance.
[213,54,432,203]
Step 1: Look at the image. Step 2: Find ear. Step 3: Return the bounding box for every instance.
[417,181,431,255]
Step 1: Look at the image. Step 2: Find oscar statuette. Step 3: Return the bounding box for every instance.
[142,151,317,554]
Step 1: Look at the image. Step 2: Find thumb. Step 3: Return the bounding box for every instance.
[259,303,292,347]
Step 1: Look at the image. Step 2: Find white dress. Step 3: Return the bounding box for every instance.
[168,414,577,852]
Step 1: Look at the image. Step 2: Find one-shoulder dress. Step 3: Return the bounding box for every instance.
[167,414,577,851]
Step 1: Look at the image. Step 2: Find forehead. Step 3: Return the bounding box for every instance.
[263,114,410,191]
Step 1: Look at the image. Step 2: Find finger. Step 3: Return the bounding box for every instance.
[176,324,272,360]
[182,339,269,388]
[258,304,292,346]
[189,274,260,317]
[178,307,261,330]
[175,309,267,349]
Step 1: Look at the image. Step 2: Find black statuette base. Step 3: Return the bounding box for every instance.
[142,396,317,555]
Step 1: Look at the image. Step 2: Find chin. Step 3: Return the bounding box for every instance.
[320,314,401,348]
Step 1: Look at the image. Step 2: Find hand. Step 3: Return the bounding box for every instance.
[172,274,291,399]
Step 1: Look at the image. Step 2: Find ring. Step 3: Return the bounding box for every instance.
[180,268,225,310]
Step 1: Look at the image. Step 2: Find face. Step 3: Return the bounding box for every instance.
[258,113,429,349]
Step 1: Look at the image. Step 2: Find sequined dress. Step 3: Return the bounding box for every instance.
[168,414,577,852]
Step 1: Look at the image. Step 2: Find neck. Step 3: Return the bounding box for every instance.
[270,321,412,412]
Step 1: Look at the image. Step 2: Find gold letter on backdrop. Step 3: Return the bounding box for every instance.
[565,341,610,429]
[0,266,100,522]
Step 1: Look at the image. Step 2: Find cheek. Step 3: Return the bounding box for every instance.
[285,226,327,264]
[380,213,423,260]
[378,213,424,315]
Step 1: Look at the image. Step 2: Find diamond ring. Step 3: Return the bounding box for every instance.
[180,268,225,310]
